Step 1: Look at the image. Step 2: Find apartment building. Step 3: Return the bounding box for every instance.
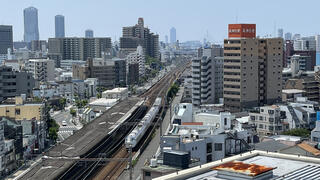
[285,77,320,102]
[126,45,145,76]
[72,58,117,88]
[120,18,159,59]
[192,45,224,106]
[249,105,287,136]
[0,66,35,101]
[223,24,283,112]
[48,37,112,66]
[27,59,55,82]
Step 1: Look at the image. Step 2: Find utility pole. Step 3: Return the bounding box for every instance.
[129,145,133,180]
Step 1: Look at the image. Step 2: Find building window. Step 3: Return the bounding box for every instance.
[207,143,212,153]
[259,124,263,129]
[224,118,228,126]
[15,109,20,115]
[214,143,222,151]
[145,171,151,177]
[207,154,212,163]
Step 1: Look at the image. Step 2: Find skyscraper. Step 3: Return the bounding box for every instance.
[0,25,13,54]
[170,27,176,44]
[85,29,94,38]
[285,32,292,40]
[277,28,283,38]
[55,15,65,38]
[165,35,168,44]
[224,24,283,112]
[23,7,39,42]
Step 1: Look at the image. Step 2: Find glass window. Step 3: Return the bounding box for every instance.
[214,143,223,151]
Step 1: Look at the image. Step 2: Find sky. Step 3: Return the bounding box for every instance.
[1,0,320,43]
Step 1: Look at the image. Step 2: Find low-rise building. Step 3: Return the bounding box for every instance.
[160,103,253,166]
[88,98,118,112]
[249,105,288,136]
[101,87,128,100]
[282,89,305,102]
[311,120,320,142]
[84,78,98,98]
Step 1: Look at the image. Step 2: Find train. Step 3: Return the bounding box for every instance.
[125,97,162,149]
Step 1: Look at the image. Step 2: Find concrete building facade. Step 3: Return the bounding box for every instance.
[192,45,223,106]
[0,66,35,101]
[27,59,55,82]
[223,24,283,112]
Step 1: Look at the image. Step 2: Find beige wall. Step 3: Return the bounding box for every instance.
[0,104,43,121]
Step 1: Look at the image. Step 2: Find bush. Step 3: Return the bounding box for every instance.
[282,128,310,138]
[70,108,76,117]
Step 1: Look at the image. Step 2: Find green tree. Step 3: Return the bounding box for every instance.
[282,128,310,138]
[70,108,76,117]
[59,98,67,110]
[44,104,59,142]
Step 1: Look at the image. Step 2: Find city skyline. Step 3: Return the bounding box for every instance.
[1,0,320,42]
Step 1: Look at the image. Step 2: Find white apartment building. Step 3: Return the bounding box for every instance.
[84,78,98,98]
[126,45,145,76]
[294,36,316,51]
[192,45,223,106]
[27,59,55,82]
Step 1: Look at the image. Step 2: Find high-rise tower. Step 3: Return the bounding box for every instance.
[24,7,39,42]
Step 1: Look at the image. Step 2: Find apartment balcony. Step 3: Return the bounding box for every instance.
[224,61,241,66]
[192,89,200,94]
[223,94,240,99]
[224,75,241,79]
[224,81,240,86]
[192,73,200,78]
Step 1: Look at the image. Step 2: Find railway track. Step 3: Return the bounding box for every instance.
[91,62,189,180]
[56,61,189,180]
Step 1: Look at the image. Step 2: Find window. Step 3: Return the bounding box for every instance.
[214,143,223,151]
[268,110,274,114]
[15,109,20,115]
[207,143,212,153]
[207,154,212,163]
[145,171,151,177]
[224,118,228,126]
[250,116,255,121]
[259,124,263,129]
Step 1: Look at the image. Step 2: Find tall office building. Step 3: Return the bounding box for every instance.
[170,27,176,44]
[224,24,283,112]
[120,18,159,59]
[0,25,13,54]
[85,29,94,38]
[277,28,283,38]
[55,15,65,38]
[192,45,224,106]
[23,7,39,42]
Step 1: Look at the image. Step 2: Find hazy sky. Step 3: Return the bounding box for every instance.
[1,0,319,43]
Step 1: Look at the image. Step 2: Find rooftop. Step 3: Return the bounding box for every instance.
[102,87,128,94]
[282,89,305,94]
[212,161,274,177]
[154,150,320,180]
[89,98,118,106]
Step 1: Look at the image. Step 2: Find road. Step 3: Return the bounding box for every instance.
[52,107,82,142]
[119,87,184,180]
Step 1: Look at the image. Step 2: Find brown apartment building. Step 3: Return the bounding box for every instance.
[223,24,283,112]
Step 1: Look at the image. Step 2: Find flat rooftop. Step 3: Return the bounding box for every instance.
[282,89,305,94]
[154,150,320,180]
[19,97,143,180]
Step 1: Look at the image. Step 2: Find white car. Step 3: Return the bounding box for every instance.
[62,121,67,126]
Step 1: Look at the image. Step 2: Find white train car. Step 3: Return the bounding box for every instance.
[125,97,162,148]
